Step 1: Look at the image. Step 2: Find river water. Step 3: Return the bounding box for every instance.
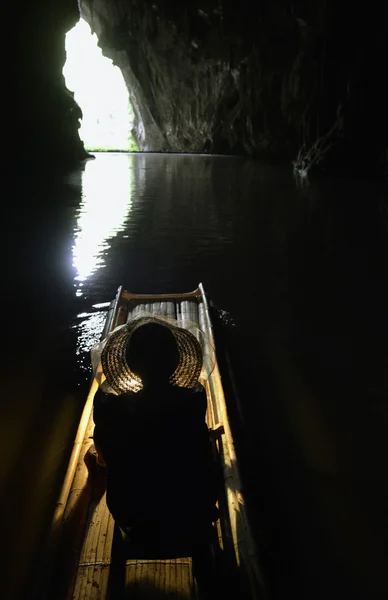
[2,152,388,599]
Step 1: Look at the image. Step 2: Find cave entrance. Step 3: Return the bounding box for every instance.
[63,18,138,152]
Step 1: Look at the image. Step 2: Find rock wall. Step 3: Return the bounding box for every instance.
[79,0,387,176]
[11,0,387,175]
[11,0,89,170]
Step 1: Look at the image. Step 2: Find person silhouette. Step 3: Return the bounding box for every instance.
[92,316,221,585]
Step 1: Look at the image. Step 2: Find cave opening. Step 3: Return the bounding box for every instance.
[63,18,138,152]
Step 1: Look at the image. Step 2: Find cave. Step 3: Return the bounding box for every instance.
[3,2,388,599]
[11,0,387,177]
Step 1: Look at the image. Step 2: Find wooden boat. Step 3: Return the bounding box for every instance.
[43,284,266,600]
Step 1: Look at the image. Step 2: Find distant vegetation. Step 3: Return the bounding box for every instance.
[83,103,138,152]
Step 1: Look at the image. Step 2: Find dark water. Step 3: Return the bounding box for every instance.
[2,153,388,599]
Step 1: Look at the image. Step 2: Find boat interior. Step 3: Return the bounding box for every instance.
[43,285,265,600]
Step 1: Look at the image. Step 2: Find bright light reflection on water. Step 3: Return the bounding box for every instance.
[92,302,111,309]
[72,154,133,296]
[74,310,108,375]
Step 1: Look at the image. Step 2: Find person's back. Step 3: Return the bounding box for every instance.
[92,318,220,545]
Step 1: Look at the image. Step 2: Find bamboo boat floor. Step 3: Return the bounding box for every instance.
[72,492,198,600]
[124,558,195,599]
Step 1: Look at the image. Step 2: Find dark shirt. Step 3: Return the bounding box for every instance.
[93,383,219,531]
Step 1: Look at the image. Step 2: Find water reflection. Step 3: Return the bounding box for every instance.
[7,151,388,600]
[73,308,108,376]
[72,153,134,295]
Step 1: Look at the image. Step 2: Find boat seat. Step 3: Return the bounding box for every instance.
[108,520,219,599]
[123,557,195,599]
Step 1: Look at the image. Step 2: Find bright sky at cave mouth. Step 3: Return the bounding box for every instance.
[63,18,136,151]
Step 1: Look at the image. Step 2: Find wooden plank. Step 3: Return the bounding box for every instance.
[70,489,114,600]
[131,303,141,317]
[135,561,143,592]
[101,287,122,338]
[170,560,178,598]
[124,560,194,598]
[187,557,194,597]
[158,558,166,598]
[100,305,114,339]
[72,565,88,599]
[122,289,201,302]
[145,302,155,316]
[116,304,128,326]
[91,566,110,600]
[198,299,206,333]
[124,559,136,592]
[176,559,183,597]
[176,301,182,327]
[52,381,97,539]
[152,302,161,316]
[132,302,151,317]
[184,560,194,598]
[146,560,157,593]
[198,298,212,355]
[89,500,112,599]
[164,557,170,599]
[129,299,175,320]
[80,510,100,599]
[166,301,176,319]
[181,300,199,327]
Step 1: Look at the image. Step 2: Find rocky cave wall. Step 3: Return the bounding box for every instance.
[12,0,388,176]
[11,0,88,169]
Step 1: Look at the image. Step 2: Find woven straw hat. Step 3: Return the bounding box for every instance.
[91,311,214,395]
